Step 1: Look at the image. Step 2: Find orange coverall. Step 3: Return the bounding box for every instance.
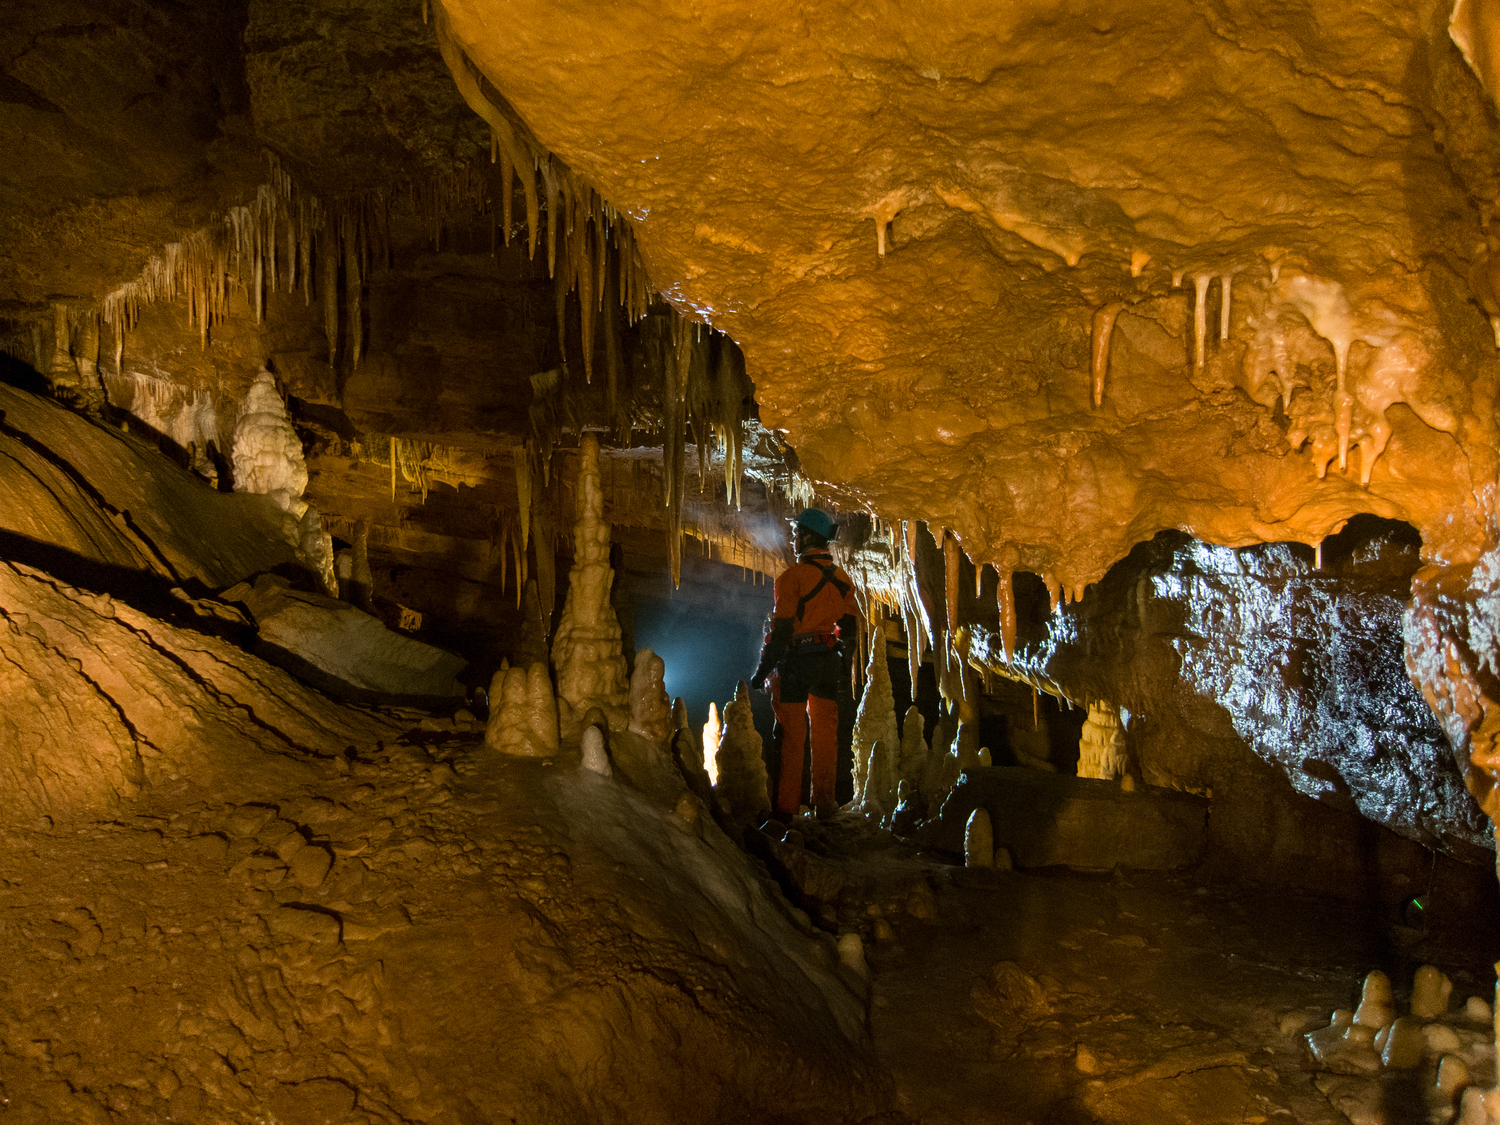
[765,549,861,813]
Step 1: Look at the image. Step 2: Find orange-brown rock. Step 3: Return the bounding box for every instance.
[437,0,1500,591]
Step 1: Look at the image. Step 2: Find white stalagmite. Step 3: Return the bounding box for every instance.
[232,370,308,512]
[851,637,900,813]
[965,807,994,868]
[897,705,928,795]
[551,434,630,737]
[713,681,770,821]
[702,701,722,786]
[1077,702,1128,780]
[231,369,337,595]
[485,662,561,757]
[580,724,611,775]
[866,740,895,821]
[627,648,672,744]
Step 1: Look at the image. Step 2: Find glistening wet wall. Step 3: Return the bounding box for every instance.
[970,520,1491,894]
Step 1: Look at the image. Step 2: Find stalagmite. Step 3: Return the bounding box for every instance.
[1219,274,1233,340]
[1193,273,1211,375]
[851,638,900,813]
[1376,1017,1424,1069]
[1077,702,1128,780]
[702,701,722,786]
[867,740,895,821]
[484,663,560,757]
[627,648,672,744]
[1437,1055,1470,1098]
[713,681,770,821]
[964,807,994,868]
[580,724,611,776]
[1353,970,1394,1030]
[551,434,631,737]
[882,713,922,812]
[1412,964,1454,1018]
[231,370,310,515]
[1090,302,1123,406]
[838,932,868,978]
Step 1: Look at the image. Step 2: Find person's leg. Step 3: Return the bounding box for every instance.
[773,678,810,814]
[807,689,841,812]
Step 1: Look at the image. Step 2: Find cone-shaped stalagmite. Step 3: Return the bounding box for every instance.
[851,638,899,814]
[485,663,560,757]
[714,681,770,821]
[628,648,672,744]
[551,434,630,737]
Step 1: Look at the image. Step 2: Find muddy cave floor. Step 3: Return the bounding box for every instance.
[1,717,1495,1125]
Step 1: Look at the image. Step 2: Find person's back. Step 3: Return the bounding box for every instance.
[751,509,862,815]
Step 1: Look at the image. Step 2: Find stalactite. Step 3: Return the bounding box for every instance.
[603,264,623,439]
[515,444,533,556]
[1220,274,1233,341]
[1193,272,1211,375]
[323,214,340,366]
[664,316,694,587]
[942,532,959,635]
[579,210,596,383]
[345,211,363,370]
[1091,302,1123,407]
[500,148,514,246]
[997,567,1016,662]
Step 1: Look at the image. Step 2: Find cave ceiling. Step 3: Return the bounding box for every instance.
[5,0,1500,597]
[437,0,1500,594]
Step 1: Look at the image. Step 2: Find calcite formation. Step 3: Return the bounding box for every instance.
[484,662,560,757]
[1078,702,1129,782]
[713,682,772,822]
[851,640,900,814]
[551,434,631,736]
[627,648,672,745]
[231,370,309,512]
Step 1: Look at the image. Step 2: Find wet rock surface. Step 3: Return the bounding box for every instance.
[970,522,1489,857]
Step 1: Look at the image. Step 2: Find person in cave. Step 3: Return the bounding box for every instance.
[750,508,862,817]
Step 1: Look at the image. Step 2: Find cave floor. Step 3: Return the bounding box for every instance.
[850,833,1499,1125]
[1,712,1496,1125]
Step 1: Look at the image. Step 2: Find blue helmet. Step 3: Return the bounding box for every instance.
[793,508,839,541]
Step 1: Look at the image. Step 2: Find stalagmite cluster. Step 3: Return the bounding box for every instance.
[550,434,630,736]
[712,681,771,822]
[1304,964,1498,1120]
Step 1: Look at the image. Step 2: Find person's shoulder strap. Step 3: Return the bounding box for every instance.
[794,562,851,622]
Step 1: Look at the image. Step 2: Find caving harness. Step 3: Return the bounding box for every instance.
[790,558,852,656]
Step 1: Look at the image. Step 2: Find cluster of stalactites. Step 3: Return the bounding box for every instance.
[433,10,763,589]
[96,157,388,375]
